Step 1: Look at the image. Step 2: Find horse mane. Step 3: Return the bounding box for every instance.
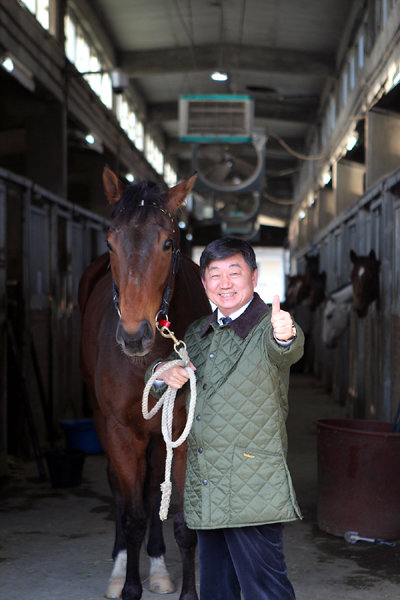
[328,283,353,303]
[111,180,167,225]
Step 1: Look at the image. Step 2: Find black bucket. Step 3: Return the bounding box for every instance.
[316,418,400,540]
[45,449,86,488]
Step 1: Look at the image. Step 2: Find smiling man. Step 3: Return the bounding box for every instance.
[147,237,304,600]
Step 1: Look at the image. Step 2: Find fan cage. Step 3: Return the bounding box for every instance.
[193,140,264,193]
[179,94,254,142]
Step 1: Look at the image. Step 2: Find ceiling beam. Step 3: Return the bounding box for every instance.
[147,100,317,125]
[120,44,333,77]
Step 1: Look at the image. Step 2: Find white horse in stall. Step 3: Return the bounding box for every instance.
[322,284,353,348]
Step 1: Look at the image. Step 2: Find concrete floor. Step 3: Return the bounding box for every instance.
[1,373,400,600]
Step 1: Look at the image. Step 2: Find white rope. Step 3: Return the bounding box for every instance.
[142,348,197,521]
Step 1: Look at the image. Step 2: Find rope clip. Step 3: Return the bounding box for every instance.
[156,312,187,360]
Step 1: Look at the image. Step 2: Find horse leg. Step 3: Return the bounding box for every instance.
[107,430,149,600]
[173,443,199,600]
[147,490,175,594]
[145,438,175,594]
[105,463,127,599]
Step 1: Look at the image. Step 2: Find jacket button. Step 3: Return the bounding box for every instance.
[202,383,207,390]
[196,415,201,421]
[202,479,208,485]
[198,447,203,453]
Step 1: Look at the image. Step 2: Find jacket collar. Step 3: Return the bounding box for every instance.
[200,292,268,340]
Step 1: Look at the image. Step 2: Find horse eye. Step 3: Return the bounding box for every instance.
[163,238,173,251]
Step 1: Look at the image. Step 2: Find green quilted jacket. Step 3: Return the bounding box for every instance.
[150,293,304,530]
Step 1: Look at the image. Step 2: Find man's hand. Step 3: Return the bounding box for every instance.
[270,295,295,342]
[155,362,196,390]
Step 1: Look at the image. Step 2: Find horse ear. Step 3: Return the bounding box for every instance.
[350,249,357,263]
[103,166,124,206]
[166,173,197,214]
[368,249,377,261]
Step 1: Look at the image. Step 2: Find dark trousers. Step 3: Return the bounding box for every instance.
[197,523,295,600]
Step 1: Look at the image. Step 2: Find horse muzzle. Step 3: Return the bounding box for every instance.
[116,319,154,357]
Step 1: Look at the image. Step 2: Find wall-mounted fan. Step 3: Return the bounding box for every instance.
[214,191,261,223]
[193,133,265,193]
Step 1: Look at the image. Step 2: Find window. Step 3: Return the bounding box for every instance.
[64,11,113,109]
[20,0,49,30]
[135,120,144,151]
[116,96,144,149]
[164,163,177,186]
[65,15,76,63]
[145,135,164,175]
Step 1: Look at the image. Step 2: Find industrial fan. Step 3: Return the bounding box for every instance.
[193,134,265,193]
[214,191,261,223]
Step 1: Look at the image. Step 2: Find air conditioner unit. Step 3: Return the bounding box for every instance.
[179,94,254,142]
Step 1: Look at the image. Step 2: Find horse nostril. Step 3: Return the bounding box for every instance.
[116,319,154,356]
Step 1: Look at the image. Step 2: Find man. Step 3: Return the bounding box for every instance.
[148,237,304,600]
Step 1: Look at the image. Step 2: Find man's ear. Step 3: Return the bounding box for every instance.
[252,267,259,287]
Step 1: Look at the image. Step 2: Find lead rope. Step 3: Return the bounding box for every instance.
[142,325,197,521]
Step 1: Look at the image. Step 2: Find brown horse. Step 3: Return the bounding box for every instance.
[350,249,380,317]
[79,167,211,600]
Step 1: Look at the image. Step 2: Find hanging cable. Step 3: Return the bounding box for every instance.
[263,191,295,205]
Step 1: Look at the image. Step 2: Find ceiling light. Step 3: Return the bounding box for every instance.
[393,68,400,88]
[211,70,228,82]
[84,133,103,153]
[346,133,358,152]
[1,53,35,91]
[307,192,315,207]
[321,170,332,186]
[1,56,14,72]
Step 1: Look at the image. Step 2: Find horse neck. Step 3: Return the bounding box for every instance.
[330,283,353,304]
[168,255,211,336]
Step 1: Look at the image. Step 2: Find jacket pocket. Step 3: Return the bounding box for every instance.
[229,445,293,522]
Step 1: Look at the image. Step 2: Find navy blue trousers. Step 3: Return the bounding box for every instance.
[197,523,295,600]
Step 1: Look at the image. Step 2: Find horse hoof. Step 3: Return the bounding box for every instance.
[105,576,124,599]
[149,573,176,594]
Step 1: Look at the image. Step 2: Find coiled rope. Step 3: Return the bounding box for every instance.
[142,327,197,521]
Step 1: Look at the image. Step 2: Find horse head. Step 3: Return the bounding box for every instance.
[350,249,381,317]
[103,166,196,357]
[321,284,353,348]
[284,275,306,309]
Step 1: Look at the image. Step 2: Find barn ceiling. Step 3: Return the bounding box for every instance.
[86,0,359,237]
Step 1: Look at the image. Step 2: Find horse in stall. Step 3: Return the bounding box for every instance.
[322,249,381,347]
[79,167,211,600]
[283,256,326,372]
[321,283,354,348]
[350,249,381,317]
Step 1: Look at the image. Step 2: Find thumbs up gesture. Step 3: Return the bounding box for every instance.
[270,295,295,342]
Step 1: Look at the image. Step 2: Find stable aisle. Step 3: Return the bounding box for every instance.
[0,374,399,599]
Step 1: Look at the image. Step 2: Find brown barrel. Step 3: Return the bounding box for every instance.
[316,418,400,540]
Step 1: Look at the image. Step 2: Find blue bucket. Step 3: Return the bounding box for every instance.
[60,419,103,454]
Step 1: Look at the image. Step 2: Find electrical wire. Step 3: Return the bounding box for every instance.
[263,192,295,205]
[268,131,326,161]
[172,0,198,80]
